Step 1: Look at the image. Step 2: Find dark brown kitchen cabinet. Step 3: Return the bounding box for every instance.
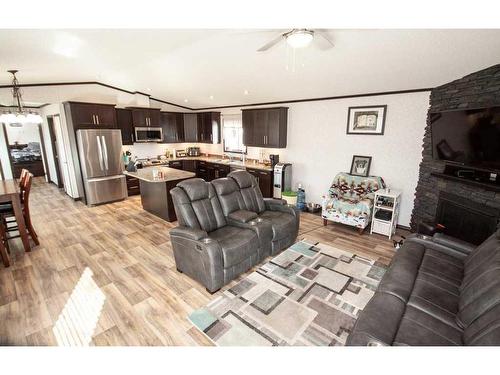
[197,112,221,144]
[196,161,208,180]
[64,102,117,129]
[127,107,161,127]
[181,160,197,172]
[242,107,288,148]
[160,112,185,143]
[247,168,273,198]
[213,163,230,179]
[168,160,183,170]
[116,108,134,145]
[126,175,140,196]
[183,113,199,142]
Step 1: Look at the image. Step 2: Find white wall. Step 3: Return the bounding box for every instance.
[4,122,40,145]
[278,93,430,227]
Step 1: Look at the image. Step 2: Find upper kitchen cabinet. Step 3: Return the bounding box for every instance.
[197,112,221,144]
[183,113,199,142]
[160,112,185,143]
[242,107,288,148]
[116,108,134,145]
[127,107,161,127]
[64,102,117,129]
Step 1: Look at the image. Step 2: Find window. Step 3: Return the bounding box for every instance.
[223,114,246,153]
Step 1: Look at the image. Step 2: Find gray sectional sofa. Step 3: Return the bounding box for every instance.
[347,228,500,346]
[169,170,300,293]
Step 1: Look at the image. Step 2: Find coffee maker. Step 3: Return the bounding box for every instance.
[269,154,279,168]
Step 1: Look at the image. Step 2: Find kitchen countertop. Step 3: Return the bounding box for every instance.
[123,166,195,183]
[166,156,274,172]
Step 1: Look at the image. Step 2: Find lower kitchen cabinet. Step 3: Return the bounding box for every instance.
[125,175,140,196]
[247,168,273,198]
[168,160,183,170]
[196,161,209,180]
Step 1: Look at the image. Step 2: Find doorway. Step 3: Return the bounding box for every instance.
[2,121,49,181]
[47,115,64,188]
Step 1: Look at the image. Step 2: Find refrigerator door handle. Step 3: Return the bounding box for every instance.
[96,136,104,171]
[101,136,109,170]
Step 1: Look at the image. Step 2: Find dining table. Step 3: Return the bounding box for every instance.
[0,179,30,253]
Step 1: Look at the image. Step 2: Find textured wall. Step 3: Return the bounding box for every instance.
[410,64,500,230]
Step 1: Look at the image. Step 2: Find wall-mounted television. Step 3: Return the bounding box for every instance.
[431,106,500,171]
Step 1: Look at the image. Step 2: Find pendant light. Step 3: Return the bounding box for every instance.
[0,70,42,125]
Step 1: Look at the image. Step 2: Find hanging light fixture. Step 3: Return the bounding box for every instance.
[0,70,42,125]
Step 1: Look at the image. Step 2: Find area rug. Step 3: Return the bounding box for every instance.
[188,239,387,346]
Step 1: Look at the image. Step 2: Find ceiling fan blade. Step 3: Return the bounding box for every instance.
[315,31,335,50]
[257,34,284,52]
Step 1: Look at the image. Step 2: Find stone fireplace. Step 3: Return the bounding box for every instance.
[410,64,500,240]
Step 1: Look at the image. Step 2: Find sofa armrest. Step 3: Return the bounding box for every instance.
[170,227,208,241]
[347,292,405,346]
[228,210,258,223]
[432,233,476,255]
[265,200,300,217]
[170,230,224,292]
[264,198,286,208]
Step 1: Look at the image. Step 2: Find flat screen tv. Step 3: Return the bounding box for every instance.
[431,106,500,171]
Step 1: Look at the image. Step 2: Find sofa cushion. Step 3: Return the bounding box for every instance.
[463,303,500,345]
[174,179,226,233]
[394,305,462,346]
[259,210,296,241]
[457,252,500,328]
[408,273,460,329]
[229,170,266,214]
[211,178,246,216]
[209,226,259,268]
[419,249,464,286]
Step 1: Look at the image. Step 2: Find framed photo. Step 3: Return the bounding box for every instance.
[350,155,372,177]
[346,105,387,135]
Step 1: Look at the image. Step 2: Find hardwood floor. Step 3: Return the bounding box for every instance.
[0,178,404,346]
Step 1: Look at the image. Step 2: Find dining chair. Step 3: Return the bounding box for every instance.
[1,172,39,248]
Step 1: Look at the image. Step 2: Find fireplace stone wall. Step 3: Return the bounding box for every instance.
[410,64,500,231]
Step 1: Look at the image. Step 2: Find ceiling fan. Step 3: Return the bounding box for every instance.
[257,29,334,52]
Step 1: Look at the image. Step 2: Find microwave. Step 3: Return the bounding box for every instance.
[134,127,163,142]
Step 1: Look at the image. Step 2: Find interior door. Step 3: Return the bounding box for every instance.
[77,129,106,178]
[101,129,123,176]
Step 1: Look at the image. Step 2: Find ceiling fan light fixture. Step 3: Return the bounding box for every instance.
[286,30,314,49]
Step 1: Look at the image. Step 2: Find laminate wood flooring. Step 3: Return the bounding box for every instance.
[0,178,404,346]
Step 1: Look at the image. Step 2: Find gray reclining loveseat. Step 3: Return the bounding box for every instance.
[169,171,300,293]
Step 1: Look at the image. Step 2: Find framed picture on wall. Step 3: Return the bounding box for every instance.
[346,105,387,135]
[350,155,372,177]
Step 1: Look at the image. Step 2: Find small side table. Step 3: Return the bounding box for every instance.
[370,188,402,239]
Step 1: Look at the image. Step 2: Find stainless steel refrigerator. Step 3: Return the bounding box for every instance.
[76,129,127,205]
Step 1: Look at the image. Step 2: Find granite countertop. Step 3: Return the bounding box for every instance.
[123,166,195,183]
[167,156,274,171]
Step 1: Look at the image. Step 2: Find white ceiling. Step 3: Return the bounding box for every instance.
[1,29,500,108]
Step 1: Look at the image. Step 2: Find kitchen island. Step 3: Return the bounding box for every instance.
[123,167,195,222]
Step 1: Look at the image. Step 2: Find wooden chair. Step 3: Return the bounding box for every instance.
[1,172,39,248]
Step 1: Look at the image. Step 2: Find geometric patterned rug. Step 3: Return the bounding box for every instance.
[188,239,387,346]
